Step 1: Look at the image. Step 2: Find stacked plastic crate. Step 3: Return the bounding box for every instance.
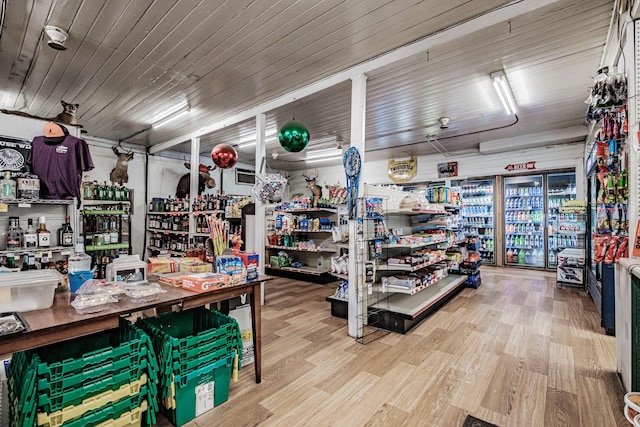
[137,307,242,427]
[7,319,159,427]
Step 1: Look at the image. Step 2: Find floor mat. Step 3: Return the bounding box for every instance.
[462,415,499,427]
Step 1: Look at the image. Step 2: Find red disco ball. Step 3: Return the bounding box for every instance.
[211,144,238,169]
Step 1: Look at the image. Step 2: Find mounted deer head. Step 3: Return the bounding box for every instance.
[302,169,323,198]
[176,162,216,199]
[109,144,134,185]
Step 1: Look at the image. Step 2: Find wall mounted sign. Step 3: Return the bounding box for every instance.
[0,136,31,172]
[387,156,417,182]
[437,161,458,178]
[505,161,536,172]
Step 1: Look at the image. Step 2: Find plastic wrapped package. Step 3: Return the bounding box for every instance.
[125,282,167,303]
[71,293,118,314]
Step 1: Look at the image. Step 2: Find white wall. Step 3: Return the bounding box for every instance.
[287,141,586,198]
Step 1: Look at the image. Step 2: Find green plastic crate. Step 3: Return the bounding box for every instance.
[60,392,151,427]
[137,308,242,354]
[161,352,235,427]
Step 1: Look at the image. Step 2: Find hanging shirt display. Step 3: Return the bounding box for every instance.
[27,123,94,200]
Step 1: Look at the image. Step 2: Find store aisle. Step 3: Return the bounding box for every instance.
[160,267,626,427]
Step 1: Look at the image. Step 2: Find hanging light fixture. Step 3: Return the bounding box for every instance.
[152,103,191,128]
[490,70,517,115]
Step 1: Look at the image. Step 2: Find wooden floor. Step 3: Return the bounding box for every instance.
[160,266,628,427]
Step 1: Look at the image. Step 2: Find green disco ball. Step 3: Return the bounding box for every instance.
[278,120,310,152]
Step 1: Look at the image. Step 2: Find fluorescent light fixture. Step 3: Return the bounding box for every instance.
[490,71,517,115]
[305,155,343,164]
[306,147,343,160]
[237,135,278,149]
[152,104,191,128]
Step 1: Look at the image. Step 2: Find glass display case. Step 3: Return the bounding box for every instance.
[546,172,577,267]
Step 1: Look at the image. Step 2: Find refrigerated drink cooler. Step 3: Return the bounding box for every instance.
[460,179,495,265]
[504,175,545,268]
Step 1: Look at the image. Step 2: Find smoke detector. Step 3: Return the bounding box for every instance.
[439,117,450,129]
[44,25,69,51]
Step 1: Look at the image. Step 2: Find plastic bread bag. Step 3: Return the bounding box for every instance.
[71,292,118,314]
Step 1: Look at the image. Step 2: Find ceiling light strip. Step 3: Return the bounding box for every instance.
[491,72,516,115]
[152,107,191,128]
[305,155,343,164]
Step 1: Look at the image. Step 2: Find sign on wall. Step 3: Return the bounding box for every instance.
[437,161,458,178]
[0,136,31,172]
[505,161,536,172]
[387,156,417,182]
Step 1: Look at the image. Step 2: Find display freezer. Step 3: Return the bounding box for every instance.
[460,179,495,265]
[546,172,578,268]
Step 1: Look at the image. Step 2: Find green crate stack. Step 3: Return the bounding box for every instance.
[136,308,242,427]
[7,318,159,427]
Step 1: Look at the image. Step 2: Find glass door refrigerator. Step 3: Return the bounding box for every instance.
[504,175,545,268]
[460,179,495,265]
[546,172,577,268]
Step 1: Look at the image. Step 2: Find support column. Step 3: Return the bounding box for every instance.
[348,74,367,338]
[255,113,267,305]
[189,137,200,237]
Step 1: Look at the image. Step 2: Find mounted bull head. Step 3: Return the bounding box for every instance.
[302,169,323,198]
[176,162,216,199]
[109,145,134,185]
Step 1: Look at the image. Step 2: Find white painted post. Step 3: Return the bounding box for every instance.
[189,136,200,237]
[348,74,367,338]
[255,113,267,305]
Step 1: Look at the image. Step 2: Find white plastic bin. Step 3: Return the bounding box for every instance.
[0,270,62,312]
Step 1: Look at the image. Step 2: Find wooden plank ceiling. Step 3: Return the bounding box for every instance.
[0,0,615,170]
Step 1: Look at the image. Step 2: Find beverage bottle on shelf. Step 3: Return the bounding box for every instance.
[36,216,50,248]
[0,171,16,199]
[60,215,74,247]
[21,252,37,271]
[110,216,119,244]
[518,249,526,264]
[6,217,23,250]
[506,248,514,263]
[23,218,37,248]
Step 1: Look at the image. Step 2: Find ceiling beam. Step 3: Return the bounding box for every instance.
[149,0,560,155]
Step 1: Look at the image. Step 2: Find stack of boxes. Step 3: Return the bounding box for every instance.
[7,319,159,427]
[136,307,243,427]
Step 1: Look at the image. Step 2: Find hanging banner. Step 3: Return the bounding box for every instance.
[387,156,417,182]
[0,136,31,172]
[505,161,536,172]
[437,161,458,178]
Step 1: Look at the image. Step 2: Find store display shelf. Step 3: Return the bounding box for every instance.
[193,210,225,215]
[276,208,337,213]
[86,243,130,251]
[550,231,586,236]
[505,245,545,250]
[147,211,188,216]
[147,228,189,236]
[82,200,130,206]
[369,274,467,319]
[478,249,494,253]
[0,245,73,257]
[83,209,126,215]
[506,261,544,267]
[377,256,447,272]
[380,238,447,249]
[548,191,577,197]
[505,208,543,212]
[505,221,543,225]
[290,229,332,233]
[462,192,493,197]
[462,215,493,218]
[505,194,543,198]
[266,265,325,276]
[335,242,350,249]
[386,208,447,215]
[506,231,544,236]
[147,245,185,255]
[192,232,210,237]
[0,198,75,205]
[330,272,349,280]
[265,245,336,253]
[376,273,450,295]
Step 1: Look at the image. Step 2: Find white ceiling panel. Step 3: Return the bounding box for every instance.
[0,0,616,171]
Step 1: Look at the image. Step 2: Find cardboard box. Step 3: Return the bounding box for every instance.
[233,251,259,268]
[182,272,228,293]
[147,257,176,274]
[175,257,213,273]
[156,272,187,287]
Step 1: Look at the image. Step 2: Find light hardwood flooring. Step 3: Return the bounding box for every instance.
[158,266,628,427]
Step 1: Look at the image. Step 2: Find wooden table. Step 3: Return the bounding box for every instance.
[0,276,273,384]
